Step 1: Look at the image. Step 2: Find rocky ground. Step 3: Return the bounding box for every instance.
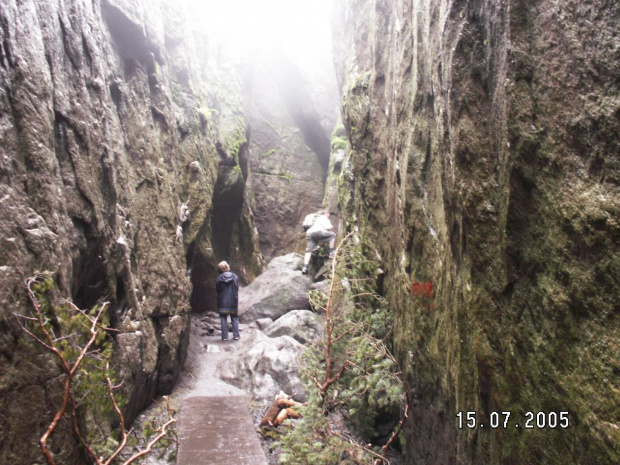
[132,317,281,464]
[131,253,315,464]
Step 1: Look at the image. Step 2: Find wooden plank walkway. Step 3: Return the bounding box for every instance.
[176,396,268,465]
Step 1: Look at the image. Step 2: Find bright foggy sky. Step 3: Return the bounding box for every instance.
[186,0,334,59]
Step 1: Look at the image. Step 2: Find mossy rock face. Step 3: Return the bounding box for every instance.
[244,47,340,261]
[333,0,620,464]
[210,164,263,286]
[0,1,261,463]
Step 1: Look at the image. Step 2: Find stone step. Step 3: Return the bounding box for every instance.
[176,396,268,465]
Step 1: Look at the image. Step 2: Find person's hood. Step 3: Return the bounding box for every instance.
[219,271,236,283]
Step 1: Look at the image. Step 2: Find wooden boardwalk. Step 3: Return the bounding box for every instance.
[176,396,268,465]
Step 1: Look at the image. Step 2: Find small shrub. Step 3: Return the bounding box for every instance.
[15,273,176,465]
[278,234,407,464]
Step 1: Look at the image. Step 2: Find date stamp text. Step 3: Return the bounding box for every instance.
[456,411,569,429]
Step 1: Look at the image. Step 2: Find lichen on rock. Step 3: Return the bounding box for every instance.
[0,0,261,462]
[332,0,620,463]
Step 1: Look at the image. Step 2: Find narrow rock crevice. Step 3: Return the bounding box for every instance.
[211,167,246,259]
[279,59,332,174]
[186,240,218,314]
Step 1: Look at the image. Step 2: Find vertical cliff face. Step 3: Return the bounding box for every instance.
[184,25,264,312]
[0,0,261,462]
[246,48,340,261]
[334,0,620,463]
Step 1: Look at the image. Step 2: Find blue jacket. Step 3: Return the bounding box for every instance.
[216,271,239,314]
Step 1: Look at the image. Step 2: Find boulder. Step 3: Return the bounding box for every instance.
[256,318,274,330]
[267,253,305,271]
[310,280,329,292]
[218,336,307,402]
[263,310,324,345]
[239,256,311,322]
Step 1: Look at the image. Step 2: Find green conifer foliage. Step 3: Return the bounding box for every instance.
[277,235,406,464]
[16,273,176,465]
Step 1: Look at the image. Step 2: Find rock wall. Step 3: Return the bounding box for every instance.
[246,47,340,261]
[0,0,261,462]
[334,0,620,463]
[185,25,264,312]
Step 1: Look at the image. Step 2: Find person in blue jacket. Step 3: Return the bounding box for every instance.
[216,261,240,341]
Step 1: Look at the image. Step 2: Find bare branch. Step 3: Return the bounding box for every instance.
[296,356,323,392]
[13,313,39,322]
[332,430,389,464]
[312,232,359,400]
[51,334,77,344]
[102,362,128,465]
[13,315,55,353]
[72,398,102,465]
[331,324,361,345]
[69,301,118,334]
[379,399,409,461]
[321,360,351,395]
[21,276,175,465]
[344,360,371,377]
[25,278,72,374]
[68,315,103,378]
[39,376,73,465]
[350,292,378,299]
[121,397,176,465]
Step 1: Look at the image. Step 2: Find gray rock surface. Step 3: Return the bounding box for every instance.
[309,280,329,292]
[238,257,311,322]
[256,318,274,330]
[263,310,324,345]
[245,48,340,261]
[333,0,620,463]
[218,335,307,402]
[0,1,261,462]
[266,252,305,271]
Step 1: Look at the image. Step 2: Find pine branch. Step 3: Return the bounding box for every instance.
[72,400,100,465]
[20,274,175,465]
[322,232,353,390]
[320,360,351,396]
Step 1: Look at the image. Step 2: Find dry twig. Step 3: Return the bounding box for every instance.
[17,275,176,465]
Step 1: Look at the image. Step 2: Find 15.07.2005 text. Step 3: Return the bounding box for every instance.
[456,411,569,429]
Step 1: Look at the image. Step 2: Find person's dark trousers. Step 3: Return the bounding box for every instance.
[220,313,240,340]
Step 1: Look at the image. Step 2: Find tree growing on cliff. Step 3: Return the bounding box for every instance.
[277,234,408,465]
[14,273,176,465]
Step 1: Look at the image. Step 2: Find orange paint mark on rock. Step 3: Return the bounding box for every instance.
[411,281,433,298]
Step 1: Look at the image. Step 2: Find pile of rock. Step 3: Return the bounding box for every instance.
[196,312,220,336]
[217,253,325,403]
